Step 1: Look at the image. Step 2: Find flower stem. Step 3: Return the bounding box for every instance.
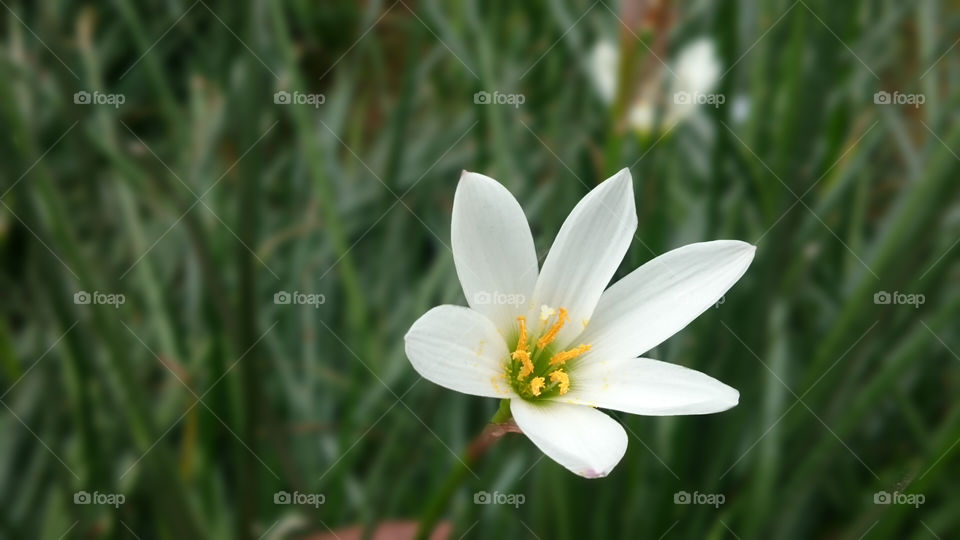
[490,398,513,424]
[415,399,516,540]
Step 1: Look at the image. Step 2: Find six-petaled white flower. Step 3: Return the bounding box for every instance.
[405,168,755,477]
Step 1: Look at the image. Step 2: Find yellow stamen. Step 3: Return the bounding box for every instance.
[536,308,569,349]
[514,316,529,354]
[549,370,570,395]
[548,343,591,366]
[529,376,546,396]
[513,350,534,380]
[511,316,535,379]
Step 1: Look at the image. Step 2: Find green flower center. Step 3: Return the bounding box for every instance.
[505,306,590,400]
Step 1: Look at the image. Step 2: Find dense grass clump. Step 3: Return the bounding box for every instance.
[0,1,957,538]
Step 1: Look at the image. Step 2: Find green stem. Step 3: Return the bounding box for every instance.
[490,399,513,424]
[415,400,513,540]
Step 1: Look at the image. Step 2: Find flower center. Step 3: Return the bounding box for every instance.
[507,305,590,400]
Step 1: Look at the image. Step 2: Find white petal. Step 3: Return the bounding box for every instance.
[561,357,739,415]
[579,240,755,361]
[510,399,627,478]
[532,168,637,349]
[452,171,538,335]
[404,305,515,399]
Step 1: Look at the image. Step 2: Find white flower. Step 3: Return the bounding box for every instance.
[404,169,755,478]
[587,38,722,133]
[673,38,721,98]
[664,38,721,127]
[587,40,620,105]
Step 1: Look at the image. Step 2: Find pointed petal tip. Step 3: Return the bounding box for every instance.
[457,169,476,184]
[607,167,633,186]
[714,239,757,260]
[721,239,755,250]
[457,171,504,193]
[580,468,611,479]
[600,167,637,222]
[706,379,740,413]
[608,168,636,208]
[723,385,741,410]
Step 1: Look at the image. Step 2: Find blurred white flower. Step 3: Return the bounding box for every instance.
[665,38,721,126]
[674,38,721,97]
[405,169,755,478]
[588,40,620,105]
[588,37,723,133]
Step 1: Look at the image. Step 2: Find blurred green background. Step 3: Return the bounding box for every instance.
[1,0,959,538]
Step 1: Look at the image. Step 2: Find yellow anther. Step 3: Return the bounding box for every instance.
[513,350,534,380]
[549,370,570,395]
[529,377,546,396]
[548,343,591,366]
[536,308,569,350]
